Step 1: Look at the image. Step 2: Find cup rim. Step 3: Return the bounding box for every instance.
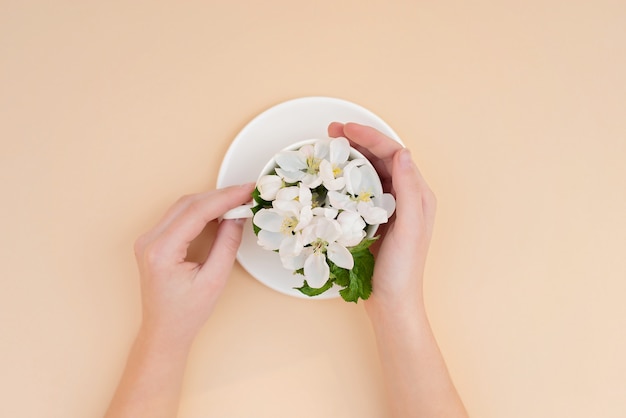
[255,137,382,237]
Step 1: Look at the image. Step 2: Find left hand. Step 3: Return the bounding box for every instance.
[133,184,255,347]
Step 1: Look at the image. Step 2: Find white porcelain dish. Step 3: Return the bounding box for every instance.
[216,96,402,299]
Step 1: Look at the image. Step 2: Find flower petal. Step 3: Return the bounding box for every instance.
[304,252,330,288]
[298,183,312,206]
[273,199,299,214]
[301,173,323,188]
[327,242,354,270]
[319,159,335,181]
[358,164,384,198]
[275,186,300,202]
[299,144,315,158]
[357,202,389,225]
[279,234,303,258]
[280,248,310,271]
[319,160,344,191]
[275,151,307,171]
[275,168,305,183]
[253,209,283,232]
[312,207,339,219]
[337,211,366,247]
[327,190,353,211]
[377,193,396,218]
[257,230,283,250]
[300,223,317,246]
[324,177,345,191]
[257,175,283,201]
[344,159,364,195]
[337,230,365,248]
[295,205,313,231]
[330,137,350,164]
[315,217,342,243]
[313,139,330,160]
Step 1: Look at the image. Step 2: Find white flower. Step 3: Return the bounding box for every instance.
[311,206,338,219]
[274,140,330,188]
[273,184,313,222]
[253,185,313,261]
[257,174,283,201]
[319,137,350,191]
[297,217,354,287]
[344,158,383,198]
[254,208,302,253]
[336,210,366,247]
[251,137,396,299]
[329,160,396,225]
[303,252,329,288]
[280,247,311,271]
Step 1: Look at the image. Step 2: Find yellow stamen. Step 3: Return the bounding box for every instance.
[351,191,373,202]
[280,217,298,234]
[306,156,321,174]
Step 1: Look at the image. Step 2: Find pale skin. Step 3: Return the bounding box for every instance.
[104,123,468,418]
[329,123,468,418]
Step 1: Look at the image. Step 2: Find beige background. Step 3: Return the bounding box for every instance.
[1,1,625,417]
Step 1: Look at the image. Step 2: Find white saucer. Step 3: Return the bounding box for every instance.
[216,96,402,299]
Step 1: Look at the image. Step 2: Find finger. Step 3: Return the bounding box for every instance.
[369,221,391,256]
[155,184,255,263]
[140,192,213,243]
[405,155,436,225]
[328,122,393,188]
[391,149,427,233]
[199,218,245,284]
[328,122,345,138]
[328,122,381,165]
[135,192,216,257]
[342,122,404,175]
[420,180,437,238]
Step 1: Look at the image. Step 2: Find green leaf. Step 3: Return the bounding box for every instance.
[250,205,261,235]
[328,261,350,287]
[310,184,328,207]
[251,187,273,208]
[295,278,334,297]
[348,236,378,252]
[339,272,361,302]
[339,245,375,303]
[251,187,273,236]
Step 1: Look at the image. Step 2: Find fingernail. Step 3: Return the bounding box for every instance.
[398,148,413,168]
[218,217,246,225]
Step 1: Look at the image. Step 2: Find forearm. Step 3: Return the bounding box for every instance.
[104,327,192,418]
[367,300,468,418]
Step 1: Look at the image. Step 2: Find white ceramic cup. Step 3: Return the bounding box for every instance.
[221,138,384,239]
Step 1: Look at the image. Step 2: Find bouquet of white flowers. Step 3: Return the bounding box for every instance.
[251,137,396,302]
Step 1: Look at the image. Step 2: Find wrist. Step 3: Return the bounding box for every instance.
[137,321,195,356]
[365,293,427,329]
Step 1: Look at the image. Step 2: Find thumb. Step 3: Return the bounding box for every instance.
[392,149,426,232]
[199,218,246,283]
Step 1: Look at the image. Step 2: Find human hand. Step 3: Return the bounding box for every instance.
[133,184,255,348]
[328,123,436,315]
[328,124,468,418]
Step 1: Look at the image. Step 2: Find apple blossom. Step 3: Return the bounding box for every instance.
[251,137,397,301]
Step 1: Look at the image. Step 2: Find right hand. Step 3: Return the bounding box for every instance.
[328,123,437,314]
